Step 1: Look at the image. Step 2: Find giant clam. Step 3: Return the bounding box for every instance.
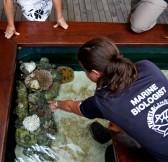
[25,69,53,91]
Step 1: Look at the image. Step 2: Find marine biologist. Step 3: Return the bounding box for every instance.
[49,37,168,162]
[3,0,68,39]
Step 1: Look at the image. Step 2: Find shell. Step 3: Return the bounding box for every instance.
[29,80,40,90]
[20,61,36,74]
[56,66,74,84]
[25,69,53,91]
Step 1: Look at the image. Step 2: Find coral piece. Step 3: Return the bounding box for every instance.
[36,57,56,70]
[16,128,37,147]
[14,57,63,159]
[44,82,61,101]
[20,61,36,74]
[23,114,40,132]
[50,69,62,82]
[15,80,28,121]
[25,69,53,91]
[40,57,49,63]
[28,92,40,105]
[57,66,74,84]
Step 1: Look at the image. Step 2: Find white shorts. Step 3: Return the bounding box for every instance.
[15,0,53,21]
[130,0,167,33]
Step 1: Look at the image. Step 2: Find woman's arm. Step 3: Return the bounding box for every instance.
[52,0,68,29]
[3,0,20,38]
[48,100,83,116]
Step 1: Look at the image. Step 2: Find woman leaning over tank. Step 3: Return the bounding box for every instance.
[49,37,168,162]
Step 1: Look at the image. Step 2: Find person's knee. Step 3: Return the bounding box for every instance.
[130,19,156,33]
[130,23,146,33]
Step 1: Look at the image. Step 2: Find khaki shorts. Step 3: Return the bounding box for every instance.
[130,0,167,33]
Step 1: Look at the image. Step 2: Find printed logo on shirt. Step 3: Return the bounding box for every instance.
[147,99,168,137]
[130,84,166,116]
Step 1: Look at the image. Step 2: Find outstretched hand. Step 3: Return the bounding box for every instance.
[48,100,57,111]
[5,25,20,39]
[53,17,68,29]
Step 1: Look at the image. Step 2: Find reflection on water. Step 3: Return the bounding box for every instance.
[15,71,110,162]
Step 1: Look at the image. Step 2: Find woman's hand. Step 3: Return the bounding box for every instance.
[5,25,20,39]
[48,100,57,111]
[53,17,68,29]
[48,100,83,116]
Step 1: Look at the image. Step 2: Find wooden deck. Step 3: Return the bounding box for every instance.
[1,0,168,23]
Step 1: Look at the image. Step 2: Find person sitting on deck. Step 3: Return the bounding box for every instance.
[130,0,168,33]
[3,0,68,39]
[49,37,168,162]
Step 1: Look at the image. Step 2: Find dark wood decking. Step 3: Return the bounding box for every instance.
[1,0,168,23]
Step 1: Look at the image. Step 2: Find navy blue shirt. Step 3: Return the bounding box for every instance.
[80,60,168,162]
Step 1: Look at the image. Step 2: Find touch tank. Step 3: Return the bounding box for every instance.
[4,46,168,162]
[5,47,110,162]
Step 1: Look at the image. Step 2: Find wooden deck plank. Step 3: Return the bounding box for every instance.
[67,0,75,21]
[85,0,94,21]
[0,9,3,20]
[102,0,113,22]
[79,0,87,22]
[14,6,22,22]
[107,0,119,22]
[97,0,107,22]
[91,0,100,22]
[113,0,125,22]
[0,9,6,21]
[119,0,129,22]
[73,0,81,22]
[48,7,55,22]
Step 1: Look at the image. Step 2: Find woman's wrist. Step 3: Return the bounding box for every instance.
[54,100,58,108]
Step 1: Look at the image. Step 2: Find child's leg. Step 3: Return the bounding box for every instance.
[130,0,167,33]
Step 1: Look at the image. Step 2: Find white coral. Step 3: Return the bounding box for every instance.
[23,114,40,132]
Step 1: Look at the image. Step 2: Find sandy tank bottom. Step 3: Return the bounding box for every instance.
[15,71,111,162]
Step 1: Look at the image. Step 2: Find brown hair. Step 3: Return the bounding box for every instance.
[77,37,138,93]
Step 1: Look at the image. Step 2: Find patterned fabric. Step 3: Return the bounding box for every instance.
[14,0,52,21]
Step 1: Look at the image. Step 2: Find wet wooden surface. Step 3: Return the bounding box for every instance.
[1,22,168,47]
[0,31,17,162]
[111,131,155,162]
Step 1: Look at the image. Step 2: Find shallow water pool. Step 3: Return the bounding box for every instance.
[15,71,110,162]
